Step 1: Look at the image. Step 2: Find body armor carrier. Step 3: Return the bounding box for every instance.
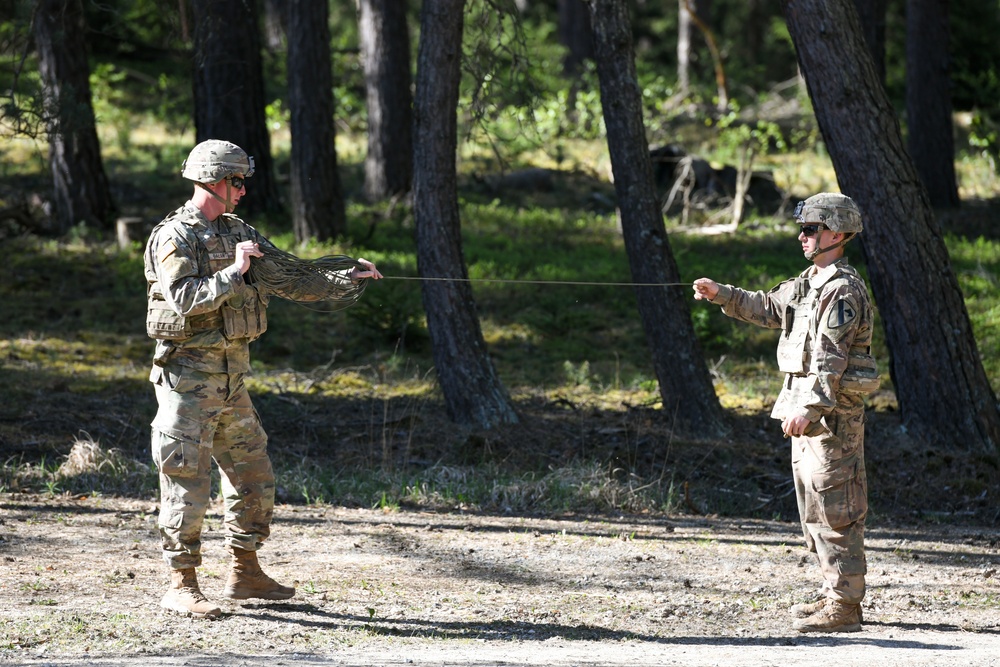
[146,211,268,342]
[776,268,880,395]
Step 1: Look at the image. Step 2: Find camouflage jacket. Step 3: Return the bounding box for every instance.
[143,201,266,373]
[709,258,877,422]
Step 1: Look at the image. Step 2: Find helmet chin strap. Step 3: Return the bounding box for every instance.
[196,181,238,214]
[805,233,854,261]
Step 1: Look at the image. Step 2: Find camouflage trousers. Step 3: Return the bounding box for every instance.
[790,408,868,605]
[150,363,274,569]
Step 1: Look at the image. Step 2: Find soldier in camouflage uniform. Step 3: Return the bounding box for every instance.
[692,193,879,633]
[144,140,382,618]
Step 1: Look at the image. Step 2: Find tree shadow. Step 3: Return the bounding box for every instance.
[238,603,971,651]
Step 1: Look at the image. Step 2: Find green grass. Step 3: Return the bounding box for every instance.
[3,181,1000,515]
[946,233,1000,387]
[2,106,999,519]
[277,459,681,516]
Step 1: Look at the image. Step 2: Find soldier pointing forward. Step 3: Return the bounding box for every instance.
[693,193,880,633]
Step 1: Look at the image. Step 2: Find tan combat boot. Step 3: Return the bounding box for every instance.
[792,599,862,633]
[160,568,222,619]
[791,597,864,623]
[790,597,827,618]
[223,547,295,600]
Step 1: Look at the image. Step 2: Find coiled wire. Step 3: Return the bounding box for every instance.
[247,243,367,312]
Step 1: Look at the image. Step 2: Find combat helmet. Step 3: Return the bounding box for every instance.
[793,192,862,261]
[793,193,862,234]
[181,140,255,183]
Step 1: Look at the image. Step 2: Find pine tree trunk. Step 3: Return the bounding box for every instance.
[262,0,286,53]
[360,0,413,201]
[191,0,281,216]
[782,0,999,451]
[34,0,115,233]
[677,0,691,93]
[588,0,725,437]
[853,0,887,83]
[287,0,345,242]
[558,0,594,76]
[413,0,518,429]
[906,0,960,208]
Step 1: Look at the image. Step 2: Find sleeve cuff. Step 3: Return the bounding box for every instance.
[711,284,733,305]
[221,265,245,291]
[796,407,821,422]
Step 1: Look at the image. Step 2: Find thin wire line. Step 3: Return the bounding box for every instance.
[380,275,693,287]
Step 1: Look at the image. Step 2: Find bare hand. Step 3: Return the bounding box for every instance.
[350,258,383,283]
[692,278,719,301]
[781,415,812,438]
[234,241,263,275]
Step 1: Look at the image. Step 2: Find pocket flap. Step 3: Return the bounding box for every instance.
[812,452,859,493]
[151,411,209,446]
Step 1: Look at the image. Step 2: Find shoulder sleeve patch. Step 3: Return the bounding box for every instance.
[157,239,179,264]
[827,295,858,330]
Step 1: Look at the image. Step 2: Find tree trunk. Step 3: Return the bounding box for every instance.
[262,0,286,53]
[287,0,345,242]
[191,0,281,216]
[34,0,115,233]
[359,0,413,202]
[853,0,886,83]
[906,0,960,209]
[677,0,691,93]
[413,0,519,429]
[743,0,765,68]
[678,0,727,110]
[558,0,593,76]
[781,0,999,451]
[677,0,713,94]
[588,0,725,437]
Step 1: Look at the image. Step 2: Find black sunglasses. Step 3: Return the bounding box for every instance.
[227,175,246,189]
[799,224,825,237]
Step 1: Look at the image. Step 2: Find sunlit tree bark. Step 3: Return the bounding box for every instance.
[191,0,280,215]
[359,0,413,201]
[34,0,115,233]
[413,0,519,429]
[588,0,725,436]
[287,0,345,241]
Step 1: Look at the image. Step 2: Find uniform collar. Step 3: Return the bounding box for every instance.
[805,257,848,289]
[180,200,210,227]
[181,200,233,235]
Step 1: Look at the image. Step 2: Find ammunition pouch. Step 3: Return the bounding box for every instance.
[840,349,881,395]
[221,287,269,342]
[147,297,190,340]
[146,288,224,341]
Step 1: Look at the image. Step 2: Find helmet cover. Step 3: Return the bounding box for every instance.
[793,193,862,234]
[181,140,255,183]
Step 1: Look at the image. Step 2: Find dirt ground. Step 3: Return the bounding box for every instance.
[1,493,999,667]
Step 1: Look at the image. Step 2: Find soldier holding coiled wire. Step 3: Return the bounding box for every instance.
[143,139,381,619]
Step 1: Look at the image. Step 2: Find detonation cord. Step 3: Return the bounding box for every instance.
[381,275,694,287]
[246,244,695,315]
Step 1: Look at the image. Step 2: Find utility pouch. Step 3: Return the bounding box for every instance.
[840,352,881,395]
[221,288,268,341]
[147,298,191,340]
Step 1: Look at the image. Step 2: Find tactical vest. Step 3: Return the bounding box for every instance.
[146,212,268,342]
[776,270,880,395]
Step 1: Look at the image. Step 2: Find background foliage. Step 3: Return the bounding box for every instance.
[0,0,998,524]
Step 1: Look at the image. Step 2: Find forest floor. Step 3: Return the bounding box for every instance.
[2,484,999,667]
